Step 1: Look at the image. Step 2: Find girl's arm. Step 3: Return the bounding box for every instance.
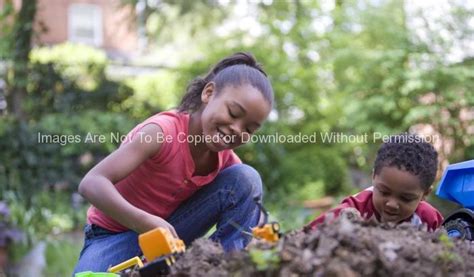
[78,124,178,236]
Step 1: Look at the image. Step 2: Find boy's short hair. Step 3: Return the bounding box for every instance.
[373,133,438,190]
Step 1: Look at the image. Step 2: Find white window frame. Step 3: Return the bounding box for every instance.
[68,3,103,46]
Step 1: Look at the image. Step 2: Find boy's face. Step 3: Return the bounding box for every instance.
[372,166,431,223]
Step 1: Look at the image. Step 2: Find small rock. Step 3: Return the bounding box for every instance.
[379,241,401,262]
[316,235,339,257]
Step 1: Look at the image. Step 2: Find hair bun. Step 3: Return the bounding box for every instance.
[234,52,258,67]
[212,52,267,76]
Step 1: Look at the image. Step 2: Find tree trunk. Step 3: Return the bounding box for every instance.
[9,0,37,120]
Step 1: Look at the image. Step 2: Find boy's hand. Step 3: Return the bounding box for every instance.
[340,207,362,221]
[141,215,178,238]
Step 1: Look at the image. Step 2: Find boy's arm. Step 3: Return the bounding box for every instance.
[429,210,444,231]
[306,202,352,230]
[306,189,373,230]
[416,201,444,231]
[78,124,177,236]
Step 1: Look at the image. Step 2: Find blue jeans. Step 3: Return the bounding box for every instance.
[73,164,263,274]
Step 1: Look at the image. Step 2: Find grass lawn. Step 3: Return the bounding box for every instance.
[45,231,83,276]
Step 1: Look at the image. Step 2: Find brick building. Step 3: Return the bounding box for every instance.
[3,0,142,59]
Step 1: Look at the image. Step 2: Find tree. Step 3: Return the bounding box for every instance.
[327,0,474,164]
[3,0,37,120]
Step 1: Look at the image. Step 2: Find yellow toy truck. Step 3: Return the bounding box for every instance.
[107,227,185,276]
[251,197,281,243]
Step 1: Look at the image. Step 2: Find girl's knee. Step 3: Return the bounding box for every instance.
[226,164,263,198]
[73,230,140,273]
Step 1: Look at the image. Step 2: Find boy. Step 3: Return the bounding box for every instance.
[307,133,443,231]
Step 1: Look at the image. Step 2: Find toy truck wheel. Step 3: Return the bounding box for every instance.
[444,218,474,241]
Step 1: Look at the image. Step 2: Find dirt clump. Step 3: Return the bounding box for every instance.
[127,212,474,276]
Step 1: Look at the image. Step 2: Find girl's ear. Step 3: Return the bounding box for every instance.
[422,186,433,201]
[201,82,215,104]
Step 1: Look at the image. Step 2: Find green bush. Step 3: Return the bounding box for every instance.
[25,43,133,119]
[30,43,107,91]
[0,112,134,255]
[5,191,86,244]
[0,112,135,207]
[123,70,180,119]
[45,238,83,277]
[239,140,350,199]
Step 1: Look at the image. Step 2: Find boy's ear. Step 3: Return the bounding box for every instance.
[201,82,215,104]
[422,186,433,201]
[371,169,375,180]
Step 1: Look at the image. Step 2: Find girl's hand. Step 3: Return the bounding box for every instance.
[141,215,178,238]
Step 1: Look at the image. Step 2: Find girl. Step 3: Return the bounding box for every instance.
[73,52,274,273]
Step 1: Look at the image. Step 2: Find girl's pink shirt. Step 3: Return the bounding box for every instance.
[86,111,241,232]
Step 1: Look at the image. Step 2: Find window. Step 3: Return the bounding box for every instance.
[68,4,103,46]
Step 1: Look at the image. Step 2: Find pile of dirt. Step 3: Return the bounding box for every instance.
[169,211,474,277]
[124,211,474,276]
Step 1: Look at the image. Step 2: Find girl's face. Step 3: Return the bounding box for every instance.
[372,166,431,223]
[200,83,271,152]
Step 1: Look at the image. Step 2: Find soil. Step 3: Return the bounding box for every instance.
[131,211,474,277]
